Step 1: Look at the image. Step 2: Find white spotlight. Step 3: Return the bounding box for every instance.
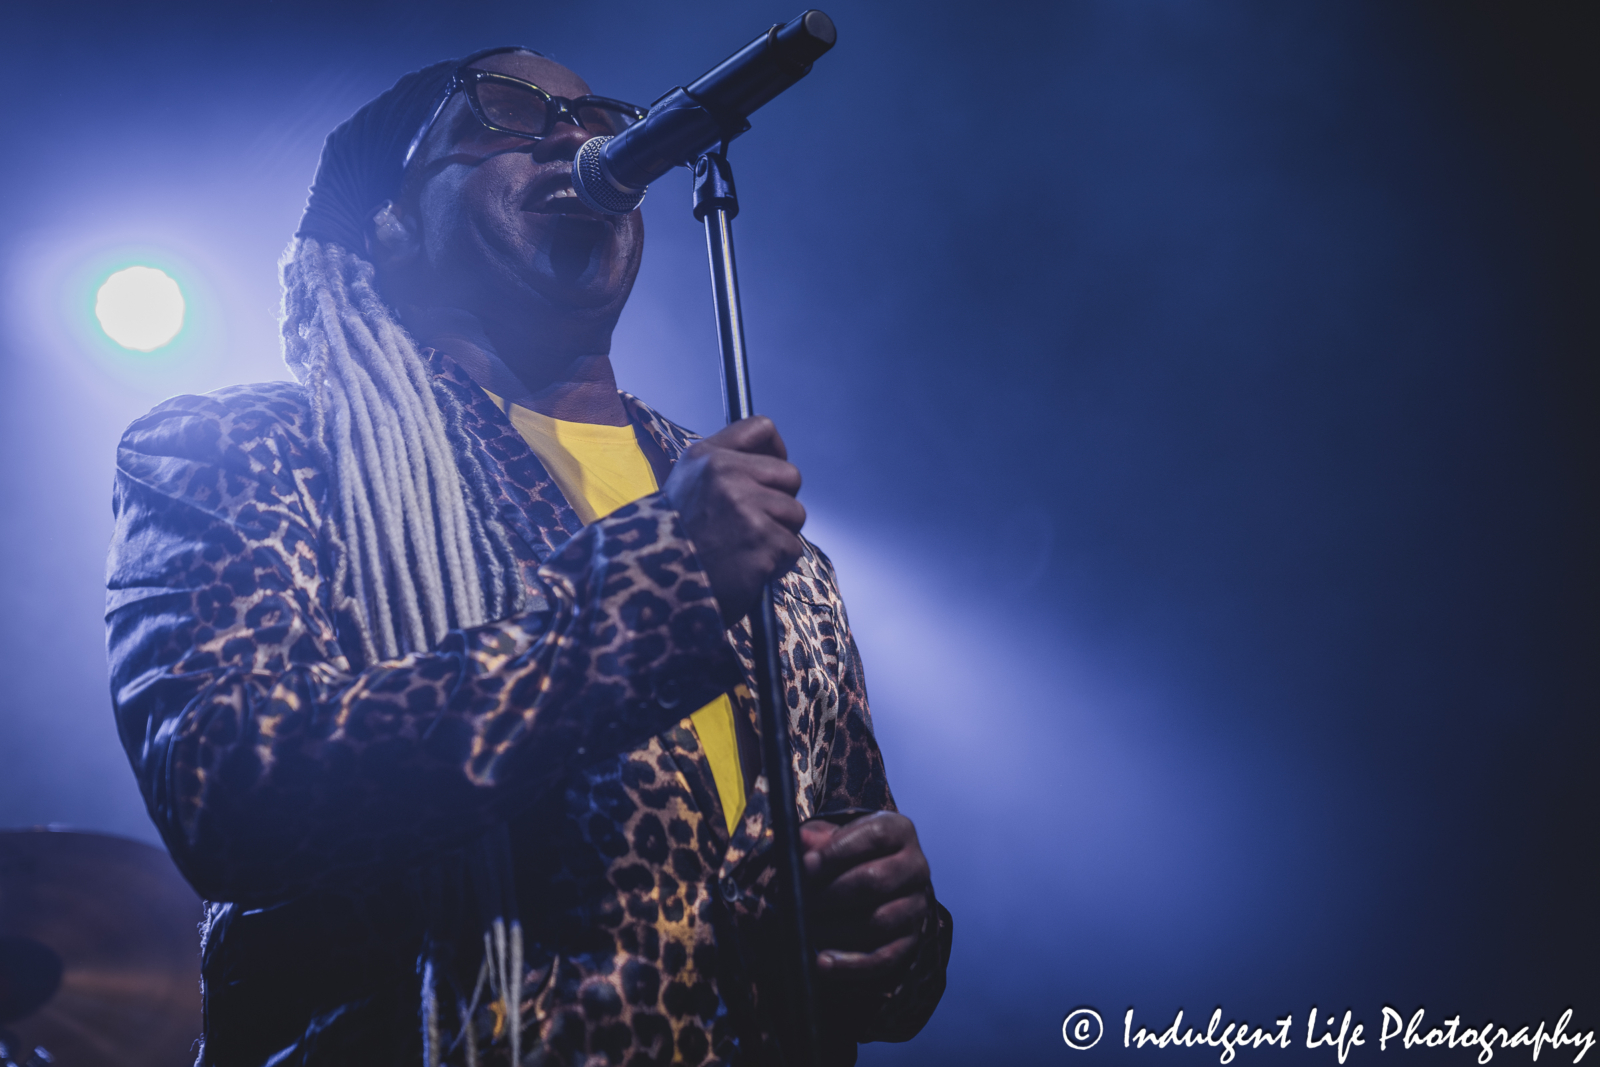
[94,266,185,351]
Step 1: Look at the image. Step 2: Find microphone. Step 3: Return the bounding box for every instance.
[572,10,836,215]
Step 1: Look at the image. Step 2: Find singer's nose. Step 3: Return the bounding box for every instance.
[531,120,594,165]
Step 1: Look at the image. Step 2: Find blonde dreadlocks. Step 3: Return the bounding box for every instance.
[285,45,547,1067]
[279,234,522,665]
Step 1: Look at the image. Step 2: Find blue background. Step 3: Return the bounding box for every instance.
[0,2,1594,1062]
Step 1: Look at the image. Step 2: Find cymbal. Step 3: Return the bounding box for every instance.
[0,829,202,1067]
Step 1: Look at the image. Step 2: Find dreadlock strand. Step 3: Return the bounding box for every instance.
[348,332,451,644]
[325,390,385,664]
[316,248,443,648]
[314,279,425,654]
[332,305,445,650]
[346,262,484,631]
[283,246,384,663]
[332,339,431,652]
[362,301,487,629]
[323,330,404,659]
[330,256,458,642]
[292,242,403,658]
[282,277,374,665]
[438,382,524,620]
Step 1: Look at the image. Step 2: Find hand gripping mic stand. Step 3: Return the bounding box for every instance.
[693,150,824,1067]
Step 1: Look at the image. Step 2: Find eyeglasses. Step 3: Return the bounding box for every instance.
[404,66,648,169]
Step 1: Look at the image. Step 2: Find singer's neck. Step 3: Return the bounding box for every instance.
[403,305,629,426]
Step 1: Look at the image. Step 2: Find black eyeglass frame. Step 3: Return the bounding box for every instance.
[403,65,648,169]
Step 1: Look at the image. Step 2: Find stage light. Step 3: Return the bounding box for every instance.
[94,266,185,351]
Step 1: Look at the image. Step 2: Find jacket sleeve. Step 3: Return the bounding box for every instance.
[807,552,953,1048]
[106,387,741,907]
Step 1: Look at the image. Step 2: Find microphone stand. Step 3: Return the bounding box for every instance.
[692,148,823,1067]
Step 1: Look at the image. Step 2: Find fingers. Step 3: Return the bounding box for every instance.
[712,486,803,557]
[803,811,918,885]
[802,820,934,988]
[661,414,804,624]
[760,488,807,536]
[696,414,788,461]
[700,513,804,624]
[702,448,802,496]
[811,849,929,917]
[813,887,928,950]
[799,819,842,854]
[815,931,920,984]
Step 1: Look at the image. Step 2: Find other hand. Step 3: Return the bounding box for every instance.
[801,812,932,990]
[663,415,805,624]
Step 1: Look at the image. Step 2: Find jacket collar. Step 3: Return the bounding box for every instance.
[423,347,700,566]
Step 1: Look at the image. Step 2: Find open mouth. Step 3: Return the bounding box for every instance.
[521,169,616,282]
[523,172,609,220]
[527,186,600,216]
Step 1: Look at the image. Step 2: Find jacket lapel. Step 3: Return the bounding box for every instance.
[425,351,582,577]
[426,350,701,573]
[431,353,781,866]
[623,391,701,461]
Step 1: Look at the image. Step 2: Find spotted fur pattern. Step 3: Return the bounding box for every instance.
[107,352,950,1067]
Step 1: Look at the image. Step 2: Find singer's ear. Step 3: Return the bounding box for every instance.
[368,200,421,267]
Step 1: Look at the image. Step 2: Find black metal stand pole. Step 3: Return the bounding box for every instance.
[693,150,823,1067]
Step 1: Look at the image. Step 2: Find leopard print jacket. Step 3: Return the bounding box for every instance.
[106,352,951,1067]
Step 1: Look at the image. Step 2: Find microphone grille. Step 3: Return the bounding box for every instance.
[571,137,647,216]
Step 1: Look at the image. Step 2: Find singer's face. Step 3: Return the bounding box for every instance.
[399,51,643,319]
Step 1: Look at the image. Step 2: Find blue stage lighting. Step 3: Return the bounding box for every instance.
[94,265,185,351]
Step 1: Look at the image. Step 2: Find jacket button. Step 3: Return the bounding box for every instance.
[656,678,682,710]
[720,876,740,903]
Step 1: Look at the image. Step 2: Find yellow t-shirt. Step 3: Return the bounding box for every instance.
[485,391,747,832]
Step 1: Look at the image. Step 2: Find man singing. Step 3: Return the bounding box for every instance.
[106,45,950,1067]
